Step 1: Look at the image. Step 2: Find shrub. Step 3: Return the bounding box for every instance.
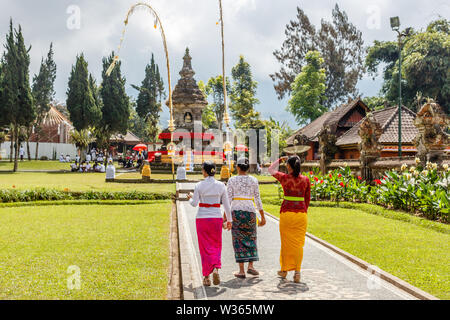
[276,162,449,222]
[0,188,172,203]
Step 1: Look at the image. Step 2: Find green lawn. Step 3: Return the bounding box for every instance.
[0,202,171,299]
[0,160,73,171]
[0,172,175,193]
[263,203,450,300]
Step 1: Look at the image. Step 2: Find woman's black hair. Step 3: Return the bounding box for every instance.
[237,157,250,172]
[287,155,301,178]
[202,161,216,176]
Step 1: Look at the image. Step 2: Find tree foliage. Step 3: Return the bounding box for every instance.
[99,52,130,147]
[198,80,217,129]
[66,54,101,131]
[0,20,35,171]
[132,53,165,143]
[230,55,262,129]
[32,43,57,159]
[366,18,450,113]
[271,5,365,109]
[287,51,327,125]
[205,75,231,131]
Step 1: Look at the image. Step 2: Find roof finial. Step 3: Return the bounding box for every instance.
[180,47,194,78]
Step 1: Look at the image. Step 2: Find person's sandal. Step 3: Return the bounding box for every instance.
[212,270,221,285]
[203,277,211,286]
[294,272,301,283]
[234,273,246,279]
[277,271,287,279]
[247,269,259,276]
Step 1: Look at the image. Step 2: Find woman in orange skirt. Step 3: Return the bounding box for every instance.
[268,155,310,283]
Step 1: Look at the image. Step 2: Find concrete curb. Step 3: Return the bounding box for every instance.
[265,212,439,301]
[167,201,182,300]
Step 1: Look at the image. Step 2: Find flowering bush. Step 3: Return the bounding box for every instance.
[278,162,449,222]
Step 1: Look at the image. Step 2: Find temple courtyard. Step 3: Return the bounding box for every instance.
[0,164,448,300]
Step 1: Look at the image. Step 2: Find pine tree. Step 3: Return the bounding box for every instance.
[32,43,57,160]
[230,56,262,129]
[98,52,130,150]
[66,54,101,131]
[205,75,231,131]
[0,21,35,171]
[132,53,164,144]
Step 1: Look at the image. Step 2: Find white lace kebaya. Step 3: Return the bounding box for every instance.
[226,175,263,213]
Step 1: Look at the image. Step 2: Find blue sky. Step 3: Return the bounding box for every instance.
[0,0,448,129]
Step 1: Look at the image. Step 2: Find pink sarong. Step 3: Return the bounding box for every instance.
[196,218,223,277]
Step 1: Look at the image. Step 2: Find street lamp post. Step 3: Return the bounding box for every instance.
[390,17,411,158]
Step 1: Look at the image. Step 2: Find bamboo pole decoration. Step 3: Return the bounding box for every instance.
[218,0,230,128]
[218,0,233,171]
[106,2,175,135]
[106,2,176,179]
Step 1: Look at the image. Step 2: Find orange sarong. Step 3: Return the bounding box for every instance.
[279,211,308,272]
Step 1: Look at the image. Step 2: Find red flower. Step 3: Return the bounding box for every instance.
[374,179,382,185]
[339,182,344,187]
[314,177,319,182]
[329,174,332,178]
[309,171,313,175]
[338,174,342,178]
[320,180,324,184]
[357,176,362,180]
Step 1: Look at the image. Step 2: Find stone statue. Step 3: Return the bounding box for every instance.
[358,112,382,180]
[318,126,338,173]
[414,100,450,165]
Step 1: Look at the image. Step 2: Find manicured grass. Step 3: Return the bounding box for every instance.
[0,172,175,193]
[0,202,172,299]
[0,160,72,171]
[263,203,450,299]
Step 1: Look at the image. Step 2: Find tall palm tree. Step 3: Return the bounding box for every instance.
[70,129,94,162]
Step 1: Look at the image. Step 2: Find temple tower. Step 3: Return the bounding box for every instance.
[167,48,208,131]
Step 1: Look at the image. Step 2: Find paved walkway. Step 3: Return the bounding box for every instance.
[177,182,418,300]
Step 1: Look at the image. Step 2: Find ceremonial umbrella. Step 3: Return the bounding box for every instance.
[235,144,248,152]
[283,145,311,155]
[133,144,148,151]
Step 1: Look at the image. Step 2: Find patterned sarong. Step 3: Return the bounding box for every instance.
[231,210,259,263]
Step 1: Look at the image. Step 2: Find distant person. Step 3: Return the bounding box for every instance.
[75,154,80,163]
[70,161,78,172]
[86,153,92,162]
[66,154,71,163]
[256,162,262,175]
[99,163,106,173]
[19,145,25,161]
[80,161,87,172]
[106,160,116,180]
[86,161,92,172]
[91,148,97,161]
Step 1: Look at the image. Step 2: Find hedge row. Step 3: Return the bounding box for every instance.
[0,188,173,203]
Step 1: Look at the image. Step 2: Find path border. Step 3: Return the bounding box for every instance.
[265,212,439,300]
[167,201,182,300]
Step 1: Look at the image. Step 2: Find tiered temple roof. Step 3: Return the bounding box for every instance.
[287,98,370,144]
[336,106,418,147]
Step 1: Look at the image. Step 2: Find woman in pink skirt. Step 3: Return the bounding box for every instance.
[187,161,232,286]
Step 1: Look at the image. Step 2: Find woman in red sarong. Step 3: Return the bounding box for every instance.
[187,161,232,286]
